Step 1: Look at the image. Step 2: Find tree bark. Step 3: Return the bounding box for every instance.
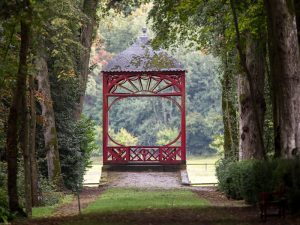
[36,52,63,187]
[238,35,266,160]
[230,0,266,159]
[264,1,281,157]
[294,0,300,46]
[6,12,31,214]
[20,73,32,217]
[29,75,39,206]
[75,0,99,119]
[221,56,238,160]
[265,0,300,157]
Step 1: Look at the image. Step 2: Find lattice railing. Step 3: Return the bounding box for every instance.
[104,146,183,164]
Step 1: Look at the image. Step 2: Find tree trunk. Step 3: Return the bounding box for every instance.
[221,59,238,160]
[36,52,63,187]
[238,35,266,160]
[6,14,31,214]
[75,0,99,119]
[29,75,39,206]
[230,0,266,159]
[264,1,281,157]
[294,0,300,46]
[265,0,300,157]
[20,74,32,217]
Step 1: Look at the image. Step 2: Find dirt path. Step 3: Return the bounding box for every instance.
[53,187,104,217]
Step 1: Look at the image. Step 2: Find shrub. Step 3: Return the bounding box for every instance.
[0,162,8,209]
[216,158,300,212]
[216,158,243,199]
[39,178,64,206]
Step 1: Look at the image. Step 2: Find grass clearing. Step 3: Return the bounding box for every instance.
[187,155,220,184]
[84,188,209,214]
[32,194,74,218]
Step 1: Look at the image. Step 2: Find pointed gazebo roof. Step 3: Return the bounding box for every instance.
[102,28,184,72]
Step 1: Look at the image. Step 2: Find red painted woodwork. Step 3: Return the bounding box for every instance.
[102,71,186,165]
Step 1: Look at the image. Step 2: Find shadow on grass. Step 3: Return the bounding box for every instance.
[14,206,299,225]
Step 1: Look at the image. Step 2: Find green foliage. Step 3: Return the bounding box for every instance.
[36,74,96,191]
[156,127,179,145]
[99,5,152,54]
[209,134,224,155]
[216,159,300,211]
[110,128,138,146]
[39,178,64,206]
[0,163,8,222]
[58,115,96,191]
[0,206,14,223]
[93,125,103,156]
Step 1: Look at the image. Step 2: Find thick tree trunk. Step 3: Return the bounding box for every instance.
[36,53,63,187]
[222,63,238,160]
[265,0,300,157]
[75,0,99,119]
[230,0,266,159]
[295,0,300,46]
[264,1,281,157]
[29,75,39,206]
[238,36,266,160]
[6,16,31,214]
[6,82,21,213]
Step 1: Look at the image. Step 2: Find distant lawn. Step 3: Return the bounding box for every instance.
[186,155,220,184]
[84,188,209,214]
[32,194,74,218]
[186,155,220,164]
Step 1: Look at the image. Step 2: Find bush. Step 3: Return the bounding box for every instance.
[0,162,8,208]
[216,158,300,212]
[39,178,64,206]
[216,159,243,200]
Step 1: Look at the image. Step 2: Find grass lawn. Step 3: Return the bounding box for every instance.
[84,188,209,214]
[186,155,220,184]
[59,188,210,225]
[32,194,74,218]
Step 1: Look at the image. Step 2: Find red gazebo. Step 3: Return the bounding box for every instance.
[101,28,186,165]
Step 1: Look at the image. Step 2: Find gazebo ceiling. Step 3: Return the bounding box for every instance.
[102,28,185,72]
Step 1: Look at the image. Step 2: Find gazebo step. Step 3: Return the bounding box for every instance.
[102,164,186,172]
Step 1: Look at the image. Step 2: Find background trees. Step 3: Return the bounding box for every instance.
[148,0,300,160]
[1,0,300,220]
[0,0,98,217]
[84,5,223,155]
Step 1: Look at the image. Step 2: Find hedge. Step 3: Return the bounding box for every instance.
[216,158,300,212]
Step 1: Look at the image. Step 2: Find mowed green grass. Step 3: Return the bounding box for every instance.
[84,188,210,214]
[32,194,74,218]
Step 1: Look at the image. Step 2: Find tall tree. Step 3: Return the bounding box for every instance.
[238,35,266,160]
[222,54,238,159]
[5,0,32,214]
[36,49,63,187]
[230,0,266,160]
[29,74,39,206]
[76,0,99,119]
[265,0,300,157]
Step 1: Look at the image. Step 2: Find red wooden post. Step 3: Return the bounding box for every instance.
[181,72,187,163]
